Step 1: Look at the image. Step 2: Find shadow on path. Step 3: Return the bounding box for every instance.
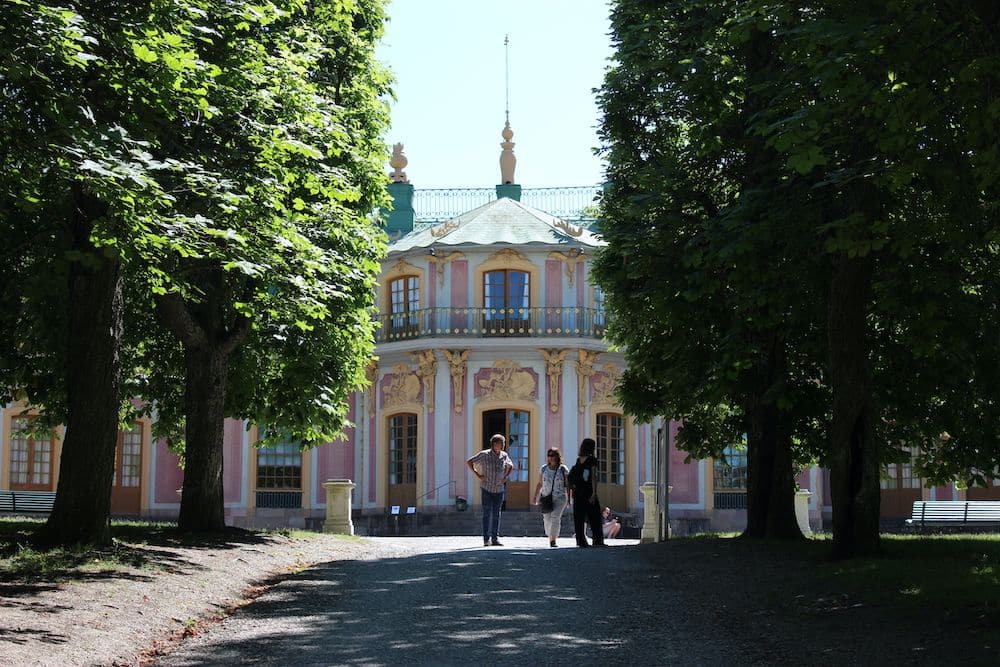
[159,541,733,666]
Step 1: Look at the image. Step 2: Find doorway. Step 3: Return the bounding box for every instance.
[596,413,627,511]
[482,408,531,509]
[110,424,142,515]
[387,413,418,509]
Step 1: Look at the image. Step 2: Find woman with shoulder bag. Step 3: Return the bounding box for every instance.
[532,447,570,547]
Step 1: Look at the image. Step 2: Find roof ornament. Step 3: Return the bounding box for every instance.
[389,142,409,183]
[500,34,517,185]
[554,218,584,238]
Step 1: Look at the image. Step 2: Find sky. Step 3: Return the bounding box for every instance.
[377,1,614,189]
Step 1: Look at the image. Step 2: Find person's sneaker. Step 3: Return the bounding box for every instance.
[491,539,503,546]
[550,540,557,547]
[484,540,490,547]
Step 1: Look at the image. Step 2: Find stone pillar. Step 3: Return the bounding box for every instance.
[794,489,813,535]
[641,482,658,543]
[322,479,356,535]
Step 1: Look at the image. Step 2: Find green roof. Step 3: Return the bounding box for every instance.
[388,197,603,253]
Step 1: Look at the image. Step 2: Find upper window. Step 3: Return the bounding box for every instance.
[9,417,53,491]
[389,276,420,337]
[594,286,606,328]
[483,269,530,335]
[596,413,624,485]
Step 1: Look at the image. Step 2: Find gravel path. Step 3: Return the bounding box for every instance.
[155,537,748,667]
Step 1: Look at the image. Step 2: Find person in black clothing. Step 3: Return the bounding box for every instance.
[568,437,605,547]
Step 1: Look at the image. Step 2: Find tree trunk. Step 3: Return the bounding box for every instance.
[742,337,802,540]
[156,288,249,533]
[828,254,881,558]
[177,345,229,532]
[40,189,122,548]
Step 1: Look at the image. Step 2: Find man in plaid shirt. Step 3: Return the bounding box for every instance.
[467,434,514,546]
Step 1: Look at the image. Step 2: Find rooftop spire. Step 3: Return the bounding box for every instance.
[499,34,517,188]
[504,34,510,125]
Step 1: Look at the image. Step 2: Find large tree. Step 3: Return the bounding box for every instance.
[141,0,391,531]
[596,0,1000,557]
[0,0,391,542]
[0,0,228,546]
[594,0,825,540]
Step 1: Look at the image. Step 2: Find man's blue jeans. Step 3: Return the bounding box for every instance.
[481,488,505,542]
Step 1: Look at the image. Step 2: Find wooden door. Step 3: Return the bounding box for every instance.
[387,413,417,510]
[596,413,627,511]
[110,425,142,515]
[8,417,54,491]
[481,409,531,509]
[880,461,922,518]
[504,410,531,508]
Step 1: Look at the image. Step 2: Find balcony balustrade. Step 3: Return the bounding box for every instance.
[375,307,607,343]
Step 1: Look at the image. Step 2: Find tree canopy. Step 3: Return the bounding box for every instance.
[0,0,392,543]
[595,0,1000,556]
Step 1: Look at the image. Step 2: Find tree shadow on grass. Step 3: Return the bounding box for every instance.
[0,519,283,590]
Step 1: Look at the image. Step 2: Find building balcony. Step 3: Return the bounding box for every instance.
[375,307,607,343]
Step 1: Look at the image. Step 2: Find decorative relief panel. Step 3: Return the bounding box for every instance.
[591,362,622,406]
[411,350,437,413]
[475,359,537,403]
[382,363,421,408]
[434,251,466,287]
[487,247,528,266]
[547,249,587,287]
[540,349,567,412]
[387,257,421,277]
[575,350,600,413]
[442,349,469,413]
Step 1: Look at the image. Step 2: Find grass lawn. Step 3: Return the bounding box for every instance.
[817,533,999,614]
[0,516,318,581]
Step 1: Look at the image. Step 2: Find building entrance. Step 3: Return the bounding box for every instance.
[483,408,530,509]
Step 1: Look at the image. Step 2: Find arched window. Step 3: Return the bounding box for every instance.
[483,269,530,336]
[596,413,625,485]
[389,275,420,338]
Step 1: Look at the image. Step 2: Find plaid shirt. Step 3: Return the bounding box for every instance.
[468,448,513,494]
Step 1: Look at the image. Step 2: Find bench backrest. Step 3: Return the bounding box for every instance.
[911,500,1000,523]
[0,490,57,513]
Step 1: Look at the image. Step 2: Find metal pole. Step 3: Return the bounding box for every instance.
[663,417,670,540]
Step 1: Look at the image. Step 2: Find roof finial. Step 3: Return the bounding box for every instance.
[499,34,516,185]
[389,142,409,183]
[504,34,510,125]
